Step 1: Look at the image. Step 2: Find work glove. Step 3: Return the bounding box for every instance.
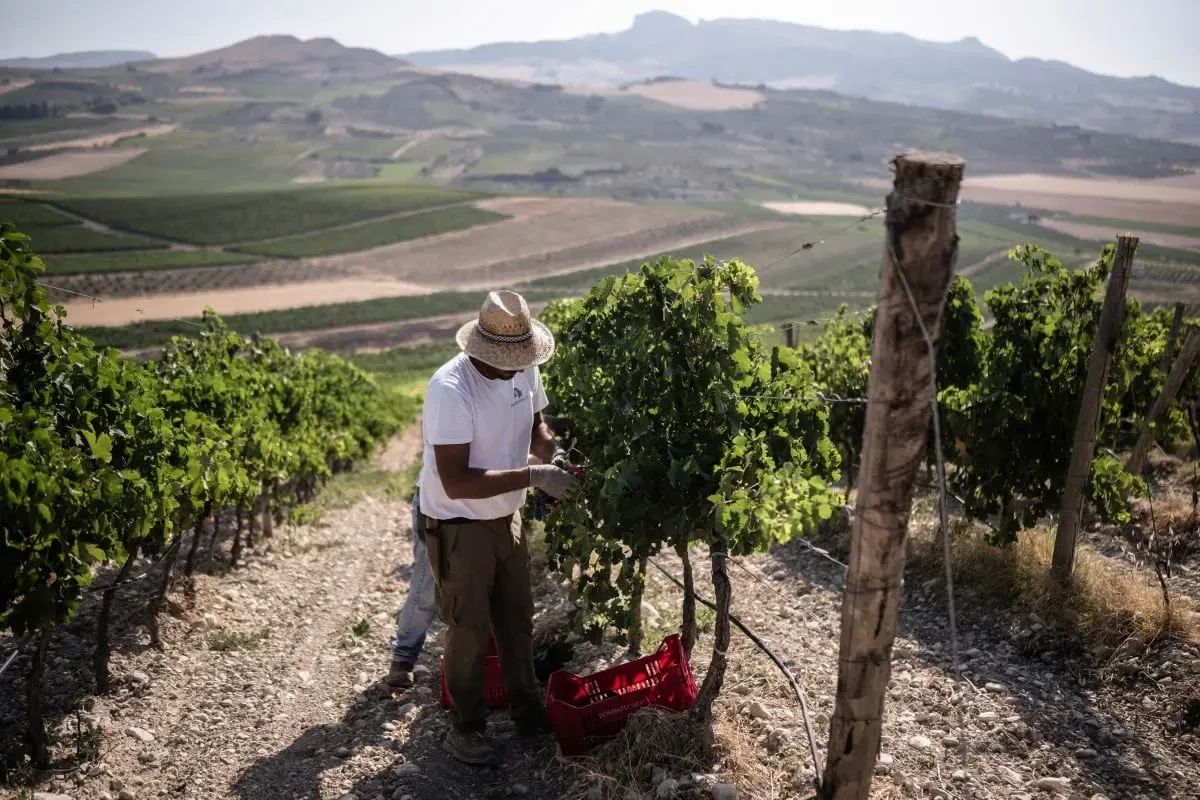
[529,464,578,500]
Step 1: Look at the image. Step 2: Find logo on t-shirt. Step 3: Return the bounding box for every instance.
[511,386,525,407]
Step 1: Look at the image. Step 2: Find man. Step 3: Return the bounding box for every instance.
[416,289,577,765]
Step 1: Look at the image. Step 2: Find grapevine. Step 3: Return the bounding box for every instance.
[539,255,840,719]
[0,221,399,765]
[941,244,1160,542]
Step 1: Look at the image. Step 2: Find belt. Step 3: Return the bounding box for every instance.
[422,513,513,529]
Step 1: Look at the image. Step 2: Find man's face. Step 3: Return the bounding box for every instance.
[470,357,523,381]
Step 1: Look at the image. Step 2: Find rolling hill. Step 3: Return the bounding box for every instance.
[402,10,1200,145]
[2,31,1199,207]
[0,50,156,69]
[141,35,408,81]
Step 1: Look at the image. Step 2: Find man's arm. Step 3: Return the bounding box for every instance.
[530,411,557,464]
[434,443,531,500]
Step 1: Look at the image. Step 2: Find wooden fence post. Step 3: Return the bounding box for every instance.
[1158,303,1186,377]
[1051,235,1137,580]
[785,323,798,349]
[820,151,962,800]
[1127,327,1200,475]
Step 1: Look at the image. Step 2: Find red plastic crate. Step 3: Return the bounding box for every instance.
[439,629,509,709]
[545,633,698,756]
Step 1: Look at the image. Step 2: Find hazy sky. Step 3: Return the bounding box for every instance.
[7,0,1200,86]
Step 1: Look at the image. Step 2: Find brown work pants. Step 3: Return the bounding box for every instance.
[424,509,542,732]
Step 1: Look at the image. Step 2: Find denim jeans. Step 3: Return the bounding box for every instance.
[391,490,438,665]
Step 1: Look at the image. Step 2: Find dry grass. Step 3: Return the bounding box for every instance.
[909,522,1196,649]
[559,705,800,800]
[563,707,711,799]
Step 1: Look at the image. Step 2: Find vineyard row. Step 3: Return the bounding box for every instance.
[0,222,402,767]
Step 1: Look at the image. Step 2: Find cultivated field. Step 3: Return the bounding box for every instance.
[63,278,430,327]
[50,196,784,324]
[760,201,877,216]
[235,205,505,258]
[622,80,766,111]
[1038,218,1200,253]
[296,196,759,288]
[40,249,257,276]
[960,173,1200,227]
[857,171,1200,226]
[50,184,480,245]
[24,122,178,151]
[0,148,148,180]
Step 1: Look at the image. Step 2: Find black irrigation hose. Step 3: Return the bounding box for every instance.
[647,557,823,796]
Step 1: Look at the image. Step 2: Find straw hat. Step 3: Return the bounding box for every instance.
[455,290,555,371]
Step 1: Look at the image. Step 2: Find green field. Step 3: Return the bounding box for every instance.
[521,204,1189,304]
[321,138,407,160]
[234,205,505,258]
[41,248,256,275]
[526,216,885,292]
[1134,261,1200,283]
[374,162,425,183]
[0,115,113,141]
[78,288,566,351]
[22,223,153,253]
[0,198,75,227]
[49,136,323,194]
[52,184,485,245]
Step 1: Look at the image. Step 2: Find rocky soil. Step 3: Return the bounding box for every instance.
[2,432,1198,800]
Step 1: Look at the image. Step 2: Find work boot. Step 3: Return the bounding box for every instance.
[385,660,414,689]
[442,727,499,765]
[513,704,554,737]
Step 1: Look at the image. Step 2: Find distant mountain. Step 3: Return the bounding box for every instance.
[143,35,407,81]
[0,50,156,69]
[402,10,1200,144]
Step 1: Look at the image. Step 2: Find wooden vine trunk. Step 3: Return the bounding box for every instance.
[27,627,53,768]
[185,503,214,577]
[677,543,697,657]
[231,506,247,567]
[627,553,650,656]
[149,535,182,648]
[692,549,731,723]
[94,549,137,692]
[820,152,962,800]
[262,489,275,539]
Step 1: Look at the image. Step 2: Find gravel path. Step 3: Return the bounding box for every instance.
[2,433,1198,800]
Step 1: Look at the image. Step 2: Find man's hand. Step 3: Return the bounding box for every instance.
[529,464,578,500]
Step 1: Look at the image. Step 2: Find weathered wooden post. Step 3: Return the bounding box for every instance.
[1127,327,1200,475]
[820,151,962,800]
[1051,235,1137,579]
[1158,303,1186,377]
[785,322,798,349]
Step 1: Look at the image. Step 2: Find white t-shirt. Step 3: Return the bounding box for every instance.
[417,352,548,520]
